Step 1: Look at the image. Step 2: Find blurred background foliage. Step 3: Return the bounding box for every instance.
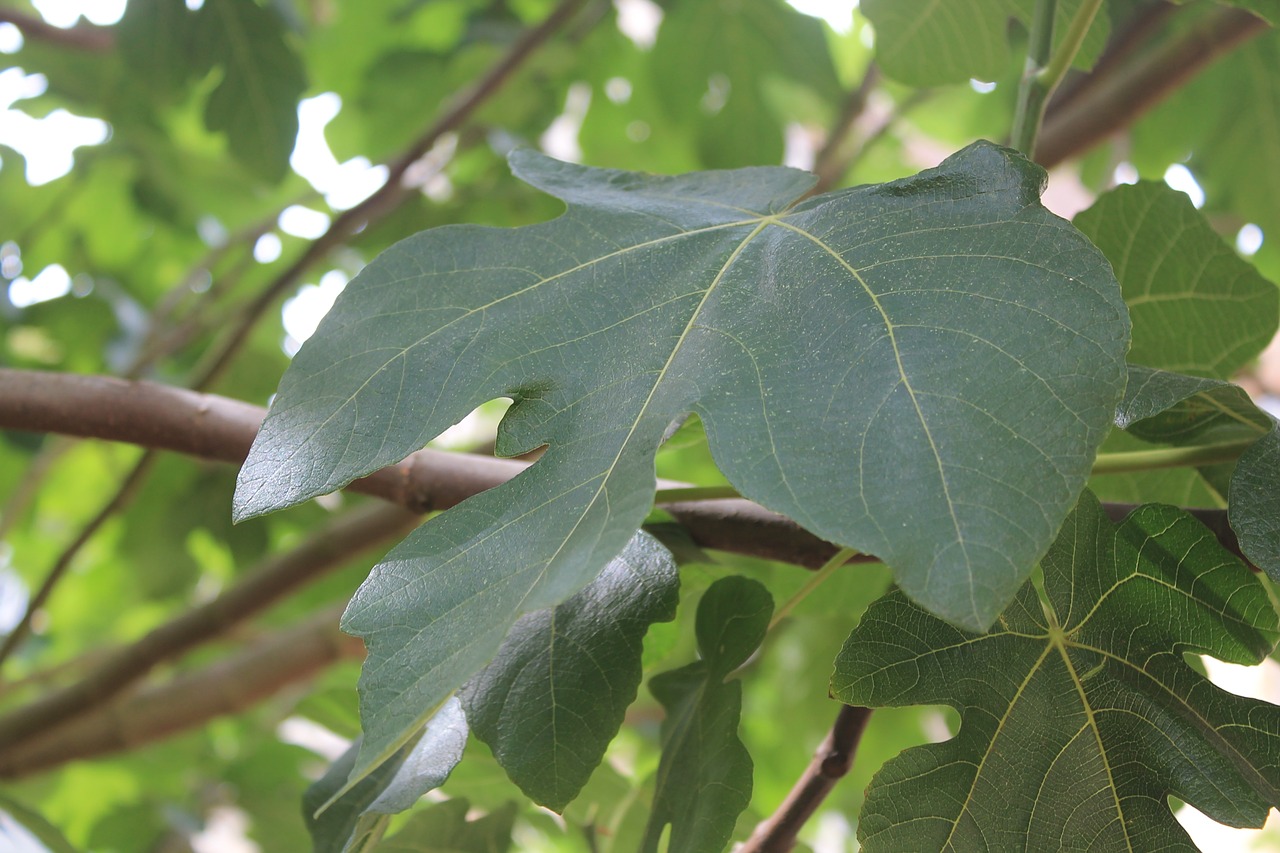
[0,0,1278,849]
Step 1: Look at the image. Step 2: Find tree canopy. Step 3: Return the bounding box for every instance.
[2,0,1280,850]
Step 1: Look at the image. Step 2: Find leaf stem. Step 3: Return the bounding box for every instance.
[1011,0,1057,156]
[1011,0,1104,159]
[1090,439,1256,475]
[653,484,741,503]
[769,547,859,630]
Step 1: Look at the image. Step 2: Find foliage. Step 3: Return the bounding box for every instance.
[2,0,1280,851]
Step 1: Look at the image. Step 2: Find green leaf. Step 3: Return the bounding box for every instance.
[374,799,516,853]
[236,140,1128,783]
[833,491,1280,851]
[1132,34,1280,262]
[649,0,841,167]
[864,0,1109,86]
[193,0,308,183]
[303,699,468,853]
[117,0,200,104]
[1116,365,1280,579]
[459,531,679,812]
[641,576,771,853]
[1073,182,1278,378]
[0,792,83,853]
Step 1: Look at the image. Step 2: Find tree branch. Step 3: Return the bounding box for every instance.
[0,604,362,778]
[1036,6,1268,168]
[0,9,113,51]
[0,502,418,752]
[0,369,1248,568]
[741,704,873,852]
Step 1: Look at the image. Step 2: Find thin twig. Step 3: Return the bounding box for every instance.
[741,704,873,853]
[0,502,418,751]
[0,603,363,778]
[810,62,880,195]
[0,452,157,670]
[190,0,589,391]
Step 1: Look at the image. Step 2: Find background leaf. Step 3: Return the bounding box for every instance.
[194,0,308,183]
[303,699,468,853]
[1073,181,1278,378]
[459,531,679,812]
[1115,365,1280,579]
[640,575,771,853]
[374,799,516,853]
[833,491,1280,852]
[863,0,1109,86]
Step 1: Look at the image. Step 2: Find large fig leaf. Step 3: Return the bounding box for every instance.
[833,491,1280,851]
[460,531,679,812]
[235,141,1127,781]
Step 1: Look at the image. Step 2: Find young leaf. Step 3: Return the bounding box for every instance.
[1117,365,1280,579]
[1074,182,1279,378]
[459,531,679,812]
[833,491,1280,851]
[235,141,1128,782]
[303,699,468,853]
[641,576,772,853]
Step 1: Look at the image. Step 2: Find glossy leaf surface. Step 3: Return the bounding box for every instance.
[833,491,1280,851]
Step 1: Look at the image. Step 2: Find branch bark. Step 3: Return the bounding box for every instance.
[0,604,362,779]
[0,9,113,51]
[1036,6,1268,168]
[741,704,873,853]
[0,369,1245,567]
[0,502,419,753]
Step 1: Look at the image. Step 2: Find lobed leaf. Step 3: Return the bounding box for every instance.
[640,576,772,853]
[459,531,679,812]
[235,141,1128,785]
[834,491,1280,851]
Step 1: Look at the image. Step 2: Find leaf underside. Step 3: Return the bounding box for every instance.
[1116,365,1280,580]
[460,530,679,812]
[833,491,1280,852]
[235,140,1128,783]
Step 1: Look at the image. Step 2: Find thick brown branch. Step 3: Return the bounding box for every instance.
[0,604,362,778]
[1037,6,1268,168]
[742,704,873,853]
[0,502,418,752]
[0,9,113,51]
[0,369,1246,567]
